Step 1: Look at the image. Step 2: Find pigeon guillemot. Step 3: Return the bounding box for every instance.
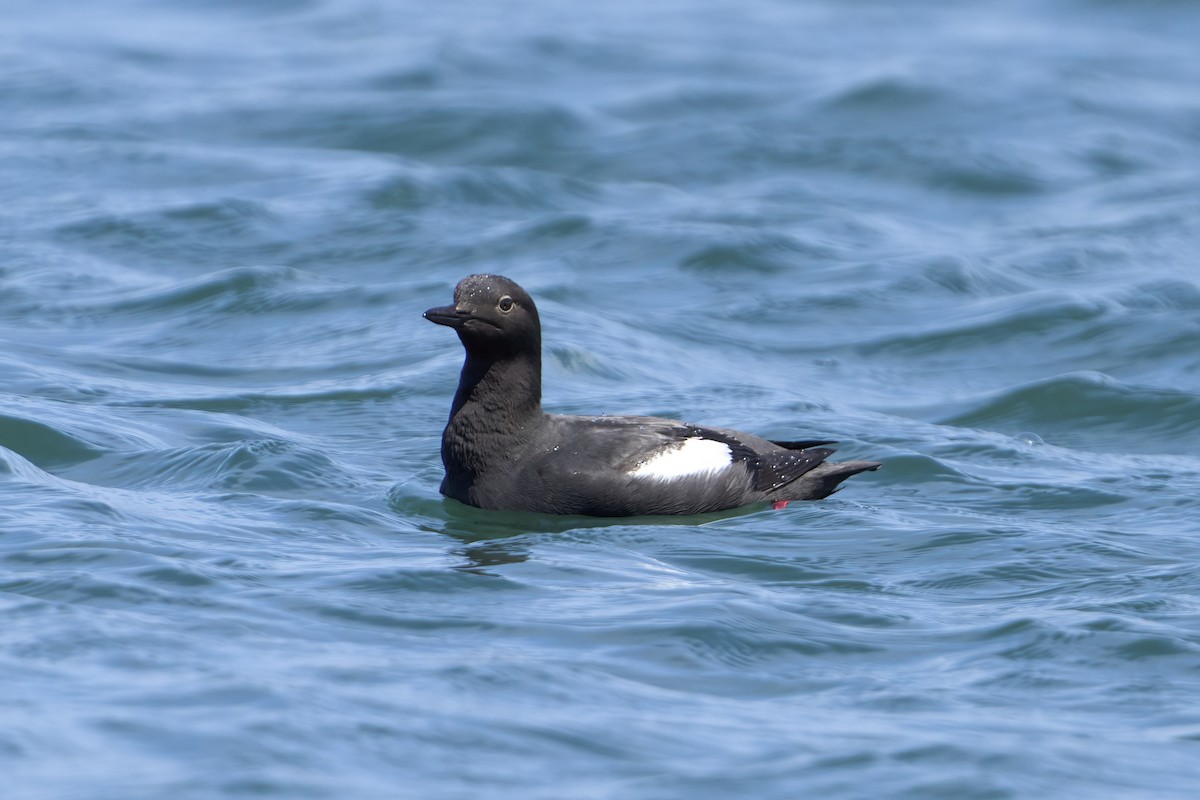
[424,274,880,516]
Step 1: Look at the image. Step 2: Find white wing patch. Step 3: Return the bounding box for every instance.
[628,437,733,481]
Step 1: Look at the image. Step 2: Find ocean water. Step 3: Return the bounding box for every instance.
[3,0,1200,797]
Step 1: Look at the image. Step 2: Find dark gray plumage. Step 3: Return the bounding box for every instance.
[424,274,879,516]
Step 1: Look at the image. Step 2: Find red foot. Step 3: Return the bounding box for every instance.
[772,500,789,510]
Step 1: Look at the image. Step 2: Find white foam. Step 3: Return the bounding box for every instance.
[628,437,733,480]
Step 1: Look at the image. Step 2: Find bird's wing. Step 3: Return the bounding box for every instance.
[660,424,837,493]
[543,415,834,493]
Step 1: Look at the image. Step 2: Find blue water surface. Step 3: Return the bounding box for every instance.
[3,1,1200,798]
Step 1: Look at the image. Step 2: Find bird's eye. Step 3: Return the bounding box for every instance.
[497,295,514,313]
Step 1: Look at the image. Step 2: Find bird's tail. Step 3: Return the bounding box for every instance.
[786,459,881,501]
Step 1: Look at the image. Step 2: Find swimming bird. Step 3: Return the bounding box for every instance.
[424,274,879,516]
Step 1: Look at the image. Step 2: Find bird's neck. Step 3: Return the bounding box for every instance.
[450,348,542,421]
[442,348,543,477]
